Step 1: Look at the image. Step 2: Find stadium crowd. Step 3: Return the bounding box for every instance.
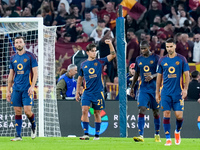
[0,0,200,100]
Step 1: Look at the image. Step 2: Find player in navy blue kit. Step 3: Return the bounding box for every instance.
[130,40,161,142]
[75,40,116,140]
[6,36,38,141]
[156,38,190,146]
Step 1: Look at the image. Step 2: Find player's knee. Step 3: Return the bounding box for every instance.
[164,111,171,117]
[82,109,88,116]
[24,110,32,117]
[139,106,146,114]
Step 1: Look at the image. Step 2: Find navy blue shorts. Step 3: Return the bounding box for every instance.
[161,94,184,111]
[138,92,160,109]
[81,91,105,110]
[11,90,33,107]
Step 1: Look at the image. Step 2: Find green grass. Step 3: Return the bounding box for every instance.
[0,137,199,150]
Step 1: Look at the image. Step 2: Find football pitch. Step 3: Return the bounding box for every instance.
[0,137,199,150]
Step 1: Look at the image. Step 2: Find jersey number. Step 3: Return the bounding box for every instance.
[97,99,103,105]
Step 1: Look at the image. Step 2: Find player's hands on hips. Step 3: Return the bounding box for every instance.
[130,88,135,98]
[28,86,34,96]
[156,92,161,104]
[181,89,187,100]
[145,75,153,82]
[6,91,11,102]
[75,93,80,102]
[105,39,112,45]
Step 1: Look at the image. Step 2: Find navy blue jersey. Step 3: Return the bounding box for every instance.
[9,51,38,91]
[79,57,108,93]
[157,54,190,95]
[135,54,159,93]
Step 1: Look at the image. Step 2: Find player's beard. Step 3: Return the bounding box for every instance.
[16,47,23,51]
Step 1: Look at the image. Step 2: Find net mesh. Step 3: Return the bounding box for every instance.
[0,21,61,137]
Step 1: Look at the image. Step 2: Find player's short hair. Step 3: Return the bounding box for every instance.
[86,43,97,51]
[67,64,77,72]
[140,40,149,47]
[191,70,199,78]
[14,36,25,42]
[165,38,175,44]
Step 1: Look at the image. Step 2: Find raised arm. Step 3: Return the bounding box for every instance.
[6,69,15,102]
[105,39,116,62]
[76,76,84,102]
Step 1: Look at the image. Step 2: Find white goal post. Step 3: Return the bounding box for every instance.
[0,18,61,137]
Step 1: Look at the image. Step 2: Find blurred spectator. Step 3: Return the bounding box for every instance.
[192,16,200,34]
[175,19,192,34]
[144,0,164,28]
[22,6,32,17]
[81,33,89,42]
[42,4,53,26]
[52,3,68,26]
[125,14,138,33]
[81,11,97,36]
[9,0,17,13]
[68,23,84,42]
[189,0,200,11]
[90,19,114,39]
[193,34,200,63]
[190,6,200,21]
[135,22,148,42]
[10,6,21,17]
[56,64,77,99]
[0,0,5,16]
[187,70,200,101]
[50,0,60,13]
[90,6,98,22]
[33,0,43,14]
[157,21,174,40]
[3,6,12,17]
[126,28,140,64]
[72,5,82,22]
[158,33,167,57]
[176,33,191,60]
[57,33,72,43]
[70,0,85,15]
[98,2,116,21]
[16,0,31,10]
[103,14,110,28]
[57,0,70,15]
[162,6,179,26]
[75,35,83,42]
[93,26,103,44]
[178,10,194,27]
[151,35,161,55]
[150,22,160,36]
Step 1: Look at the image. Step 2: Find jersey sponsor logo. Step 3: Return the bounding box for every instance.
[143,65,150,72]
[168,67,175,74]
[88,68,95,74]
[94,63,98,66]
[139,62,142,65]
[84,65,87,68]
[17,64,23,70]
[150,60,154,64]
[164,63,168,66]
[176,61,180,65]
[14,60,17,63]
[23,59,27,62]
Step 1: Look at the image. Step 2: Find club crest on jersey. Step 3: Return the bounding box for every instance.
[176,61,180,65]
[14,60,17,63]
[23,59,27,62]
[150,60,154,64]
[94,63,98,66]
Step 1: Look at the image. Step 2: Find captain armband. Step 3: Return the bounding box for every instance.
[110,51,116,55]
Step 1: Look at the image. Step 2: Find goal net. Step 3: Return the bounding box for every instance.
[0,18,61,137]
